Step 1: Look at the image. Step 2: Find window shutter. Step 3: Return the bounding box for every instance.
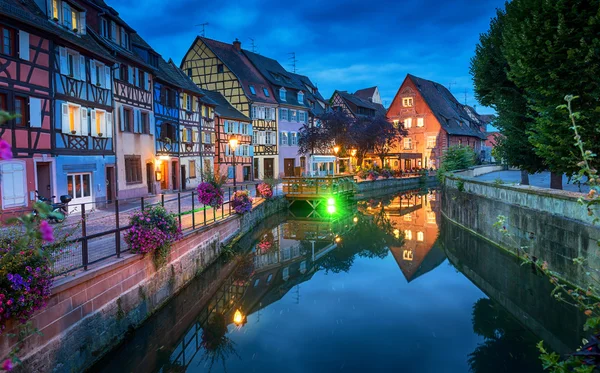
[224,121,229,133]
[133,109,140,133]
[192,129,198,143]
[90,109,97,136]
[250,145,254,157]
[134,68,139,86]
[128,66,134,84]
[1,163,27,208]
[106,112,113,138]
[19,31,29,61]
[111,21,117,41]
[80,108,88,136]
[61,103,70,134]
[211,132,215,143]
[29,97,42,128]
[90,60,97,85]
[145,73,151,91]
[288,132,292,146]
[104,65,111,90]
[279,132,284,145]
[59,47,68,75]
[119,106,125,131]
[79,55,86,81]
[79,11,86,35]
[248,123,253,133]
[149,113,155,136]
[228,166,234,179]
[225,144,230,156]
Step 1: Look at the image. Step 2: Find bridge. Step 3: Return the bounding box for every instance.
[282,175,355,209]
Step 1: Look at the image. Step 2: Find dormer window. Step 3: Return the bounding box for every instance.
[52,0,85,34]
[100,18,109,38]
[402,97,413,107]
[120,31,129,49]
[263,88,269,97]
[249,85,256,95]
[298,91,304,104]
[279,88,286,102]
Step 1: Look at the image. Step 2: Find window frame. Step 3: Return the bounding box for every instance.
[0,26,16,57]
[403,137,412,150]
[249,85,256,95]
[14,96,28,127]
[402,97,414,107]
[124,155,143,184]
[263,87,270,97]
[217,64,224,73]
[427,136,436,149]
[123,107,133,132]
[189,160,196,179]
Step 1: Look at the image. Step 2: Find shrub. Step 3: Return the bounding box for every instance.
[438,145,476,181]
[124,206,182,267]
[231,190,253,214]
[380,169,393,179]
[367,170,379,181]
[257,183,273,199]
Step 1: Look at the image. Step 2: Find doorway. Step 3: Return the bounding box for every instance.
[145,162,154,194]
[160,162,168,190]
[180,165,187,191]
[35,162,52,200]
[253,158,259,180]
[106,166,115,203]
[264,158,274,179]
[284,158,295,177]
[171,161,178,190]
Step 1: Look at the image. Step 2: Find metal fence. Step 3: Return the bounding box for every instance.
[1,184,257,276]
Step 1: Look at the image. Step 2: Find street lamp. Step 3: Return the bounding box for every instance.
[333,146,340,175]
[229,134,239,187]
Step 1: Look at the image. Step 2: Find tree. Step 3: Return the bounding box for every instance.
[297,110,355,156]
[501,0,600,189]
[470,9,545,186]
[369,115,407,168]
[297,123,329,156]
[438,145,476,175]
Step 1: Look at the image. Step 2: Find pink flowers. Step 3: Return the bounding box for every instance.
[39,221,54,242]
[231,190,253,214]
[124,206,182,259]
[197,182,224,209]
[2,359,13,371]
[257,183,273,199]
[0,139,11,160]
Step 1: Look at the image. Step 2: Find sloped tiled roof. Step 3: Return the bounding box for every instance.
[197,37,277,105]
[407,74,487,139]
[335,90,387,117]
[202,90,251,122]
[354,87,377,102]
[167,60,217,106]
[1,0,115,63]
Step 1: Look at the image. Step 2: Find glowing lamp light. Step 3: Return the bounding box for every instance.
[327,197,335,206]
[335,236,342,243]
[353,216,358,223]
[350,149,357,157]
[229,134,239,151]
[327,204,336,214]
[233,309,245,326]
[155,170,163,182]
[333,146,340,154]
[393,229,400,239]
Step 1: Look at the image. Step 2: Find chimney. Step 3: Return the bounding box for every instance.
[233,38,241,51]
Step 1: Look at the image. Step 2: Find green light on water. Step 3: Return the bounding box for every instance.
[327,205,336,214]
[327,197,335,206]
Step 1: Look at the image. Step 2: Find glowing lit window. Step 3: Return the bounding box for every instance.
[427,212,436,224]
[403,213,412,221]
[417,118,424,127]
[404,118,412,128]
[417,232,424,242]
[403,250,413,261]
[404,230,412,240]
[402,97,413,107]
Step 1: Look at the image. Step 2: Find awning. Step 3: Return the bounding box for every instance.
[399,153,422,160]
[311,156,336,163]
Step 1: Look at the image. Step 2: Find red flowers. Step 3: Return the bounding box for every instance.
[0,139,12,160]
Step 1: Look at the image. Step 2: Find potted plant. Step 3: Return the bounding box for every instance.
[70,130,77,135]
[98,133,103,138]
[72,28,78,33]
[52,17,59,22]
[231,190,253,214]
[197,169,226,209]
[257,182,273,199]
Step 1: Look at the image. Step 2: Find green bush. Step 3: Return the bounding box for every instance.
[438,145,476,181]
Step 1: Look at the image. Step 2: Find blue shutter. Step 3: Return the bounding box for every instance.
[288,132,292,146]
[250,145,254,156]
[248,122,253,133]
[228,166,234,179]
[234,122,239,134]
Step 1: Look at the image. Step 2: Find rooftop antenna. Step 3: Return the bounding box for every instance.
[248,38,258,53]
[195,22,209,37]
[464,88,468,105]
[448,81,457,93]
[288,52,297,73]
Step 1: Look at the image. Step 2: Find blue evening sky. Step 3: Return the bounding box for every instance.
[112,0,504,114]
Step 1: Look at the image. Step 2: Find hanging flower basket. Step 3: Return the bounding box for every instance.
[197,182,224,209]
[257,183,273,199]
[380,169,393,179]
[231,190,253,214]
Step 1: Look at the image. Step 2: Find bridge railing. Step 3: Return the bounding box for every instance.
[282,175,355,197]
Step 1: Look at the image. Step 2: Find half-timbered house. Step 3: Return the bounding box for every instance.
[0,0,54,213]
[244,51,309,177]
[83,0,157,199]
[386,74,487,170]
[167,60,217,190]
[202,90,253,184]
[181,37,279,180]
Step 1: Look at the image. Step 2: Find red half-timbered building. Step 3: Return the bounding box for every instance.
[0,0,53,213]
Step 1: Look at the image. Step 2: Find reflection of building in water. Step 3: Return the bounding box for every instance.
[365,190,444,282]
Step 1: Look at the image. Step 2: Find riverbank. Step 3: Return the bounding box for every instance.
[0,197,287,373]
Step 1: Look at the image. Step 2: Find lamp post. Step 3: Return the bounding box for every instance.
[333,146,340,175]
[229,134,239,187]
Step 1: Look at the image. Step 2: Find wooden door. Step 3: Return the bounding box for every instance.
[106,166,115,202]
[145,163,153,194]
[171,161,178,190]
[36,162,52,200]
[181,165,187,191]
[264,158,274,179]
[254,158,259,179]
[160,162,168,190]
[284,158,295,177]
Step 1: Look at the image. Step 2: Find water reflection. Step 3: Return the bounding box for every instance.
[91,188,582,373]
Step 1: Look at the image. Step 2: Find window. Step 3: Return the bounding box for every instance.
[263,87,270,97]
[393,119,399,127]
[427,211,436,224]
[61,103,86,135]
[417,117,424,127]
[185,94,192,110]
[404,118,412,128]
[124,155,142,184]
[110,21,117,42]
[189,160,196,178]
[67,173,91,200]
[241,122,249,135]
[403,250,413,261]
[90,60,110,88]
[123,107,133,132]
[52,0,60,20]
[100,18,109,38]
[427,136,436,149]
[417,231,424,242]
[265,131,274,145]
[298,111,306,123]
[280,131,288,146]
[1,162,26,208]
[249,85,256,95]
[290,110,297,122]
[298,91,304,104]
[91,109,112,137]
[182,128,193,143]
[187,68,192,77]
[279,88,286,101]
[279,108,288,121]
[403,137,412,149]
[1,26,15,57]
[404,230,413,240]
[119,64,128,82]
[290,132,297,146]
[203,132,211,143]
[137,70,145,89]
[0,93,6,111]
[120,30,129,49]
[217,64,224,73]
[14,97,27,127]
[402,97,413,107]
[140,111,149,134]
[404,213,412,221]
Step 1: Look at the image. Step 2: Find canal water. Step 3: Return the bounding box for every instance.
[90,188,584,373]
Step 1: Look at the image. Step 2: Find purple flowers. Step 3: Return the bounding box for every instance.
[0,139,12,160]
[2,359,13,371]
[197,182,224,209]
[231,190,253,214]
[124,206,182,259]
[39,220,54,242]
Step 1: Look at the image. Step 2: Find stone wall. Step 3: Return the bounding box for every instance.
[454,164,505,177]
[443,175,600,292]
[0,197,287,373]
[355,175,437,195]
